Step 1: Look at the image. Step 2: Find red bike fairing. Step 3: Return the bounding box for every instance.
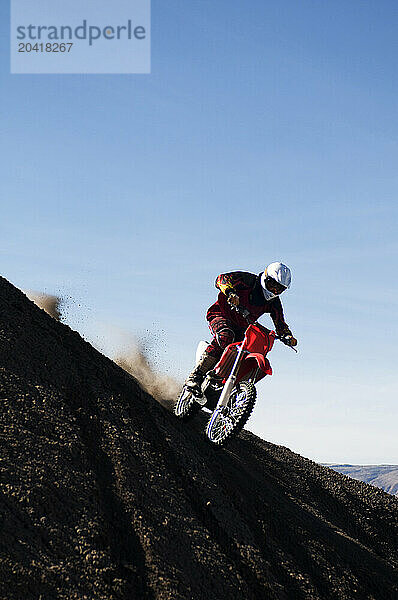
[215,324,274,384]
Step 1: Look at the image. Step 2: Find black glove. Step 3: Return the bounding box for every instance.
[282,335,298,347]
[227,292,239,307]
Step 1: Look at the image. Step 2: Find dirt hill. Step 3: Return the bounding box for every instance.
[0,276,397,600]
[325,464,398,497]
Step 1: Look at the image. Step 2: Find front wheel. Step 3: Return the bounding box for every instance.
[205,381,257,446]
[174,387,201,421]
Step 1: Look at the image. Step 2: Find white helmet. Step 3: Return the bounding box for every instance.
[261,262,292,301]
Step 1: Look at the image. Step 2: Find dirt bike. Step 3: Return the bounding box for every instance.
[174,305,297,446]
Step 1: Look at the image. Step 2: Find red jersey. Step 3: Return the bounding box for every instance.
[206,271,292,336]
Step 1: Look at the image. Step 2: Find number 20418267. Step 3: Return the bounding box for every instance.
[18,43,74,53]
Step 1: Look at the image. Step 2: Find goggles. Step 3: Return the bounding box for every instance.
[265,276,287,296]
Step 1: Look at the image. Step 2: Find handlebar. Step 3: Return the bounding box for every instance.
[231,303,298,352]
[233,305,254,322]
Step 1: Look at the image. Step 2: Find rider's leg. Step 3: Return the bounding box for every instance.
[185,318,236,393]
[207,317,237,357]
[185,352,219,393]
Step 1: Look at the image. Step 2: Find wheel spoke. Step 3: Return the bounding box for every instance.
[209,411,236,442]
[175,388,196,418]
[206,382,256,445]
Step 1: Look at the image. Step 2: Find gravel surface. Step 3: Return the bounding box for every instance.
[0,276,397,600]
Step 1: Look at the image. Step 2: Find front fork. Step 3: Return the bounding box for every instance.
[214,342,247,410]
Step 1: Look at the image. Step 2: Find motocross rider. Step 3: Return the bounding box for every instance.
[185,262,297,394]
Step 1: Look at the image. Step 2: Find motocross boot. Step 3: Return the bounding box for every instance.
[185,353,218,396]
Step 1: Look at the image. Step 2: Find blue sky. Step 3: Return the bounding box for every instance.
[1,0,397,463]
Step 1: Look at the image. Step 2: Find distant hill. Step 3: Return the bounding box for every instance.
[324,465,398,496]
[1,275,398,600]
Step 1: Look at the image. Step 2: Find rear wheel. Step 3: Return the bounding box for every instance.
[174,387,201,420]
[205,381,257,446]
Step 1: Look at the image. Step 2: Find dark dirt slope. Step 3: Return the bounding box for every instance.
[325,464,398,496]
[0,277,397,600]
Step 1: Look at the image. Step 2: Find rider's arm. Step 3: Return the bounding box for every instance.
[215,272,256,297]
[269,297,293,337]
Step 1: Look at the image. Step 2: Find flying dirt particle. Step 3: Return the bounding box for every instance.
[115,343,181,411]
[26,291,63,321]
[26,288,180,410]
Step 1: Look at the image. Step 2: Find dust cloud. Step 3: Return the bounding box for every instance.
[115,343,181,411]
[27,289,180,410]
[26,291,62,321]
